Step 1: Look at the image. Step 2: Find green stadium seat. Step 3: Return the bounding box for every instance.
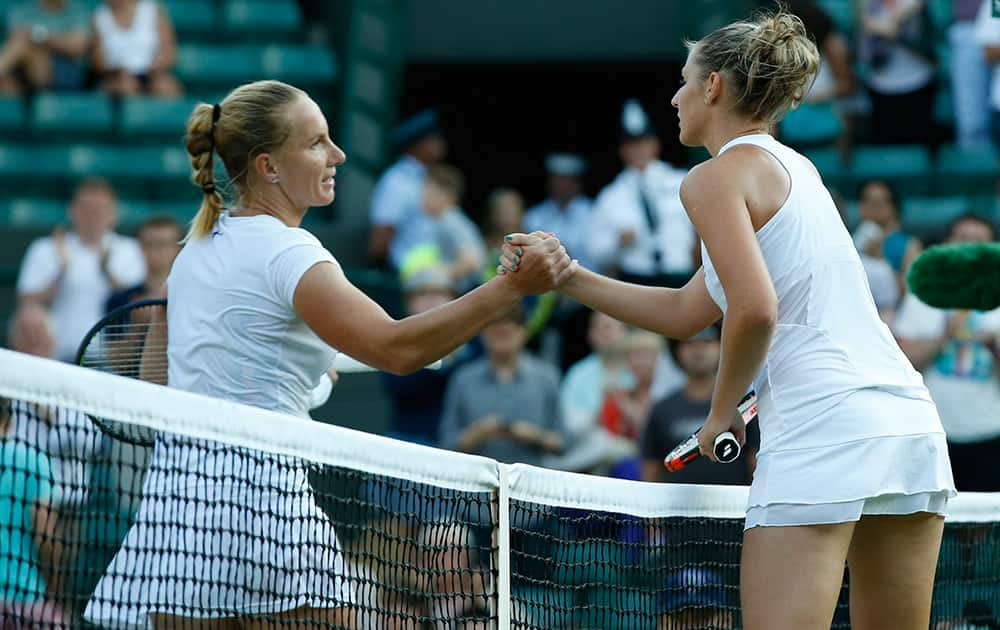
[0,144,193,198]
[779,101,842,147]
[927,0,952,33]
[934,143,1000,197]
[901,196,970,242]
[933,87,953,127]
[848,145,932,195]
[3,198,67,228]
[222,0,302,39]
[163,0,218,40]
[0,96,24,132]
[803,147,849,193]
[31,92,114,137]
[816,0,853,35]
[176,45,337,91]
[117,198,195,229]
[119,96,201,140]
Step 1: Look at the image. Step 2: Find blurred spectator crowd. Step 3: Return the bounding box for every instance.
[3,0,1000,626]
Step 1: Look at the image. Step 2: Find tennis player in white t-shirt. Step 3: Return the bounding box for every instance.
[84,80,573,629]
[502,11,954,630]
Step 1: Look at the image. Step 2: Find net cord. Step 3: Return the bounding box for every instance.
[1,348,998,523]
[0,348,497,494]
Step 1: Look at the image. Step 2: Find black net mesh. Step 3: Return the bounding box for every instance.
[1,377,999,630]
[0,397,496,629]
[509,501,742,630]
[507,501,1000,630]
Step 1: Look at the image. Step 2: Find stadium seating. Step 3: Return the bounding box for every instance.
[901,196,970,242]
[803,147,849,193]
[163,0,219,41]
[119,95,201,141]
[779,101,843,148]
[31,91,114,137]
[0,95,25,136]
[221,0,302,40]
[175,44,337,94]
[934,144,1000,198]
[849,145,932,195]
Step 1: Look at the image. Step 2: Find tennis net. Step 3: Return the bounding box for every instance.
[0,348,998,629]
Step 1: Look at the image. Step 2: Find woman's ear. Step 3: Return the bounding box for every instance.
[253,152,279,184]
[705,71,724,105]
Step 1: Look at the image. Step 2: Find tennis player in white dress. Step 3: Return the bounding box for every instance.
[501,11,955,630]
[84,80,573,629]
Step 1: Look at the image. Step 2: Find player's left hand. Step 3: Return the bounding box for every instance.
[696,411,746,463]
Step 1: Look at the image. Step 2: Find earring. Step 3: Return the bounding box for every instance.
[271,176,280,184]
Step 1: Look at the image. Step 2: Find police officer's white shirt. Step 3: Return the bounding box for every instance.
[524,195,594,269]
[587,160,695,276]
[167,213,337,418]
[17,232,146,362]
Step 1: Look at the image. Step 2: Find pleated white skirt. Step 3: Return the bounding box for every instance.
[745,390,957,530]
[84,439,355,629]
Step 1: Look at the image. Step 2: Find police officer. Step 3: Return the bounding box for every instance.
[367,109,447,269]
[524,153,594,270]
[588,99,697,287]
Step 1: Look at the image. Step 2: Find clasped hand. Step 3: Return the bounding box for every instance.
[496,231,577,294]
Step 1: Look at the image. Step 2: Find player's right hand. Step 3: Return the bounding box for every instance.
[498,232,577,294]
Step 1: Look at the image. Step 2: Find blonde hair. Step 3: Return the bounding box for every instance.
[689,9,819,123]
[184,80,305,240]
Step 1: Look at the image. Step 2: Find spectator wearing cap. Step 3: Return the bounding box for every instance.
[380,263,475,445]
[438,303,564,466]
[0,0,90,94]
[368,109,448,269]
[524,153,594,270]
[640,324,759,486]
[588,99,697,288]
[657,568,734,630]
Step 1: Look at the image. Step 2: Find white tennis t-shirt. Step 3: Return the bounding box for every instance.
[167,213,338,418]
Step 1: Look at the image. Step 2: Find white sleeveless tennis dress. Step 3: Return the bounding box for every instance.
[84,213,354,628]
[700,135,956,529]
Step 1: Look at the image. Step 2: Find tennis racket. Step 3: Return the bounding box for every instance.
[76,298,443,445]
[663,390,757,472]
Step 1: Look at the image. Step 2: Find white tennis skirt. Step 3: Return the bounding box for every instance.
[83,439,355,629]
[745,392,957,530]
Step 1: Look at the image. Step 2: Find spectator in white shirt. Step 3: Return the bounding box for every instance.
[894,214,1000,491]
[16,178,146,361]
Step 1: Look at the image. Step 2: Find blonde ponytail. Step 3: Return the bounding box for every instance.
[181,81,304,240]
[184,102,225,240]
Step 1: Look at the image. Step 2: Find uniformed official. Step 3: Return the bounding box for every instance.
[524,153,595,270]
[588,99,697,287]
[367,109,447,269]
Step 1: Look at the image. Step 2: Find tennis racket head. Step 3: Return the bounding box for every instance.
[75,298,166,446]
